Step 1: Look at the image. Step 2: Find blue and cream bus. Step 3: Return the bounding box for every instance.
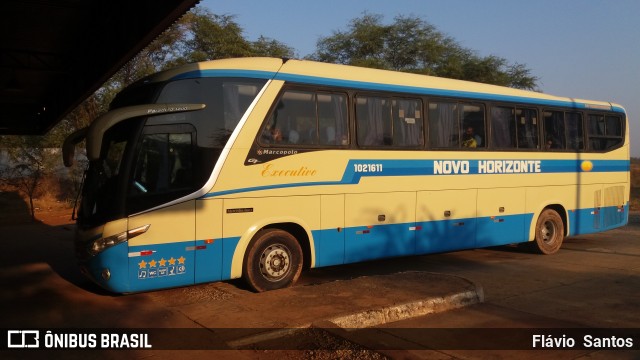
[63,57,630,293]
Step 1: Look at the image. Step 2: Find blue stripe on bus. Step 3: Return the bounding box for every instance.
[170,69,277,80]
[170,69,625,113]
[203,159,630,198]
[104,203,627,291]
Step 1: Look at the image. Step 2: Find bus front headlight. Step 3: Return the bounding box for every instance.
[89,231,127,256]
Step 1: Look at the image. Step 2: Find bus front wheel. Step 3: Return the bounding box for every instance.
[531,209,564,255]
[243,229,303,292]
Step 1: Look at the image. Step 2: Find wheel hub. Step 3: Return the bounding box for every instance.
[542,220,556,244]
[259,244,290,281]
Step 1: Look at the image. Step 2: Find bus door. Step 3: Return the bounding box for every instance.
[345,192,416,263]
[416,189,477,253]
[125,125,200,291]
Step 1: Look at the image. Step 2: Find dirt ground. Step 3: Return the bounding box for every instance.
[0,190,74,226]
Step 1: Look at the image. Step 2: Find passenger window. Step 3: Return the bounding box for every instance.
[429,102,484,149]
[261,90,349,147]
[565,112,584,150]
[516,108,538,149]
[461,104,485,148]
[606,115,622,136]
[429,102,459,148]
[262,90,316,145]
[588,114,623,151]
[490,106,517,148]
[356,96,423,148]
[356,96,392,146]
[317,93,349,146]
[543,111,566,150]
[393,98,424,147]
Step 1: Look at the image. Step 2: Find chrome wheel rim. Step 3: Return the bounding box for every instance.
[259,244,291,281]
[541,220,557,245]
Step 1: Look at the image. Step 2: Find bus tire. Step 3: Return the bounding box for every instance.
[531,209,564,255]
[243,229,303,292]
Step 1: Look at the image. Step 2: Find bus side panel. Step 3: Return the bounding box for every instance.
[224,196,320,280]
[476,188,528,247]
[602,184,629,230]
[344,192,416,263]
[316,194,345,267]
[416,189,477,253]
[524,182,626,239]
[127,201,196,292]
[195,199,224,283]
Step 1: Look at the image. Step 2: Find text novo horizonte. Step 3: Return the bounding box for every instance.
[434,160,541,175]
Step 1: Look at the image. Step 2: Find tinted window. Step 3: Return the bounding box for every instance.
[543,111,565,150]
[566,112,584,150]
[588,114,623,151]
[356,95,423,148]
[128,125,196,214]
[490,106,517,148]
[516,108,539,149]
[429,102,484,148]
[153,78,267,148]
[356,96,392,146]
[260,90,349,147]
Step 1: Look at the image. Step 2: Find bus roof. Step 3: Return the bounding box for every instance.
[140,57,625,114]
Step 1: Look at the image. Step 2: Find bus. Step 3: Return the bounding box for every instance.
[63,57,630,293]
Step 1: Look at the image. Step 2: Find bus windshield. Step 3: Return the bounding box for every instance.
[77,77,267,228]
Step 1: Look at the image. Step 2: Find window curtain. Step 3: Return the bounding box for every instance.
[432,103,457,147]
[395,100,421,146]
[565,113,583,150]
[363,98,385,146]
[517,109,538,148]
[332,94,347,145]
[491,107,514,148]
[545,112,565,149]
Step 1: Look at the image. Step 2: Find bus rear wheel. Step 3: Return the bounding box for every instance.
[531,209,564,255]
[243,229,303,292]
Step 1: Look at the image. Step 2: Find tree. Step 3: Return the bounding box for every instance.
[0,135,59,221]
[311,13,539,90]
[181,8,294,63]
[251,36,296,58]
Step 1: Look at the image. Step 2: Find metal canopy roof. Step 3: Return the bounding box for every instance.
[0,0,198,135]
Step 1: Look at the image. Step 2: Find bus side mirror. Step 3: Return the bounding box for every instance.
[63,127,88,167]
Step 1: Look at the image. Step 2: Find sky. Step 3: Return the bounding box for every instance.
[202,0,639,157]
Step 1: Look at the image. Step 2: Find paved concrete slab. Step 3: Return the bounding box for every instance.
[152,271,483,347]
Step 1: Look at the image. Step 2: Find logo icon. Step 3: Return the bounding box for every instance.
[7,330,39,348]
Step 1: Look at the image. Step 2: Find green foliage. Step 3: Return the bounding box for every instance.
[311,13,539,90]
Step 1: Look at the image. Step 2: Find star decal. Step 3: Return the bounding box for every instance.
[138,260,147,269]
[159,258,167,267]
[148,259,157,268]
[168,257,176,265]
[178,256,186,264]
